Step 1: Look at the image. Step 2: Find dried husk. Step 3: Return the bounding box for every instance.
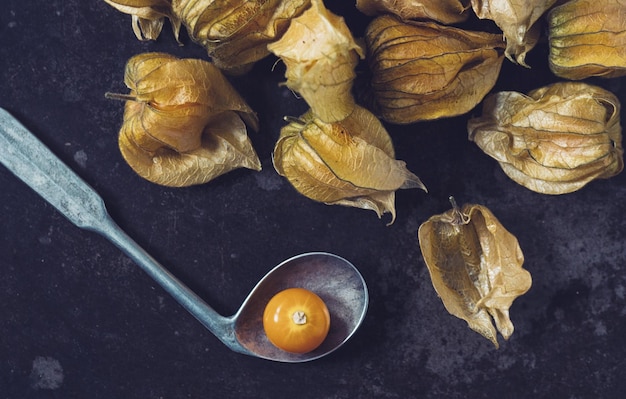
[273,105,426,224]
[173,0,311,74]
[365,15,505,124]
[418,199,532,348]
[470,0,557,66]
[104,0,182,41]
[110,52,261,187]
[468,82,624,194]
[356,0,471,25]
[268,0,365,123]
[548,0,626,80]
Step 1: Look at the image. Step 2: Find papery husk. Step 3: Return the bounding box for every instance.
[418,199,531,348]
[471,0,557,66]
[268,0,365,123]
[548,0,626,80]
[104,0,182,41]
[356,0,471,25]
[273,105,426,224]
[111,52,261,187]
[365,15,505,124]
[173,0,311,74]
[468,82,624,194]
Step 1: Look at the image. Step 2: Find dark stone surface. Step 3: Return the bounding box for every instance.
[1,1,625,398]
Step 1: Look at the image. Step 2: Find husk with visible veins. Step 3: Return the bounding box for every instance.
[173,0,311,74]
[470,0,557,66]
[356,0,471,25]
[468,82,624,194]
[104,0,182,41]
[418,199,532,348]
[111,52,261,187]
[273,106,426,224]
[548,0,626,80]
[365,15,505,124]
[268,0,365,123]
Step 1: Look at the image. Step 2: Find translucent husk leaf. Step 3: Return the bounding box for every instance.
[273,106,426,224]
[110,52,261,187]
[365,15,505,124]
[104,0,182,41]
[173,0,311,74]
[418,199,532,348]
[356,0,471,25]
[468,82,624,194]
[268,0,365,122]
[470,0,557,66]
[548,0,626,80]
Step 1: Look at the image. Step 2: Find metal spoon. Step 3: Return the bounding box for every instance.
[0,108,368,362]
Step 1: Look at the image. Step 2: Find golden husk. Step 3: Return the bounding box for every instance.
[273,106,426,224]
[356,0,471,25]
[112,52,261,187]
[470,0,557,66]
[268,0,365,123]
[173,0,311,74]
[468,82,624,194]
[548,0,626,80]
[365,15,505,124]
[418,199,532,348]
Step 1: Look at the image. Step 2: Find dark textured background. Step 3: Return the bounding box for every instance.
[1,1,625,398]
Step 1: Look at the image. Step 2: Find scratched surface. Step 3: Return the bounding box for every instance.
[1,1,626,398]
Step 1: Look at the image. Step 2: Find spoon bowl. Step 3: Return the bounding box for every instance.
[235,252,368,362]
[0,108,368,362]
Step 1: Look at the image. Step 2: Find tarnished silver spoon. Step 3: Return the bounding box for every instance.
[0,108,368,362]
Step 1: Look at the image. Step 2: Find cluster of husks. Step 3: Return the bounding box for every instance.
[359,0,562,125]
[107,52,261,187]
[105,0,311,73]
[269,0,426,223]
[359,0,557,66]
[468,82,623,194]
[103,0,626,348]
[360,0,626,126]
[359,0,623,346]
[418,199,532,348]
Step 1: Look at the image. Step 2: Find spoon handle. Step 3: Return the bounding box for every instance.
[0,108,245,353]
